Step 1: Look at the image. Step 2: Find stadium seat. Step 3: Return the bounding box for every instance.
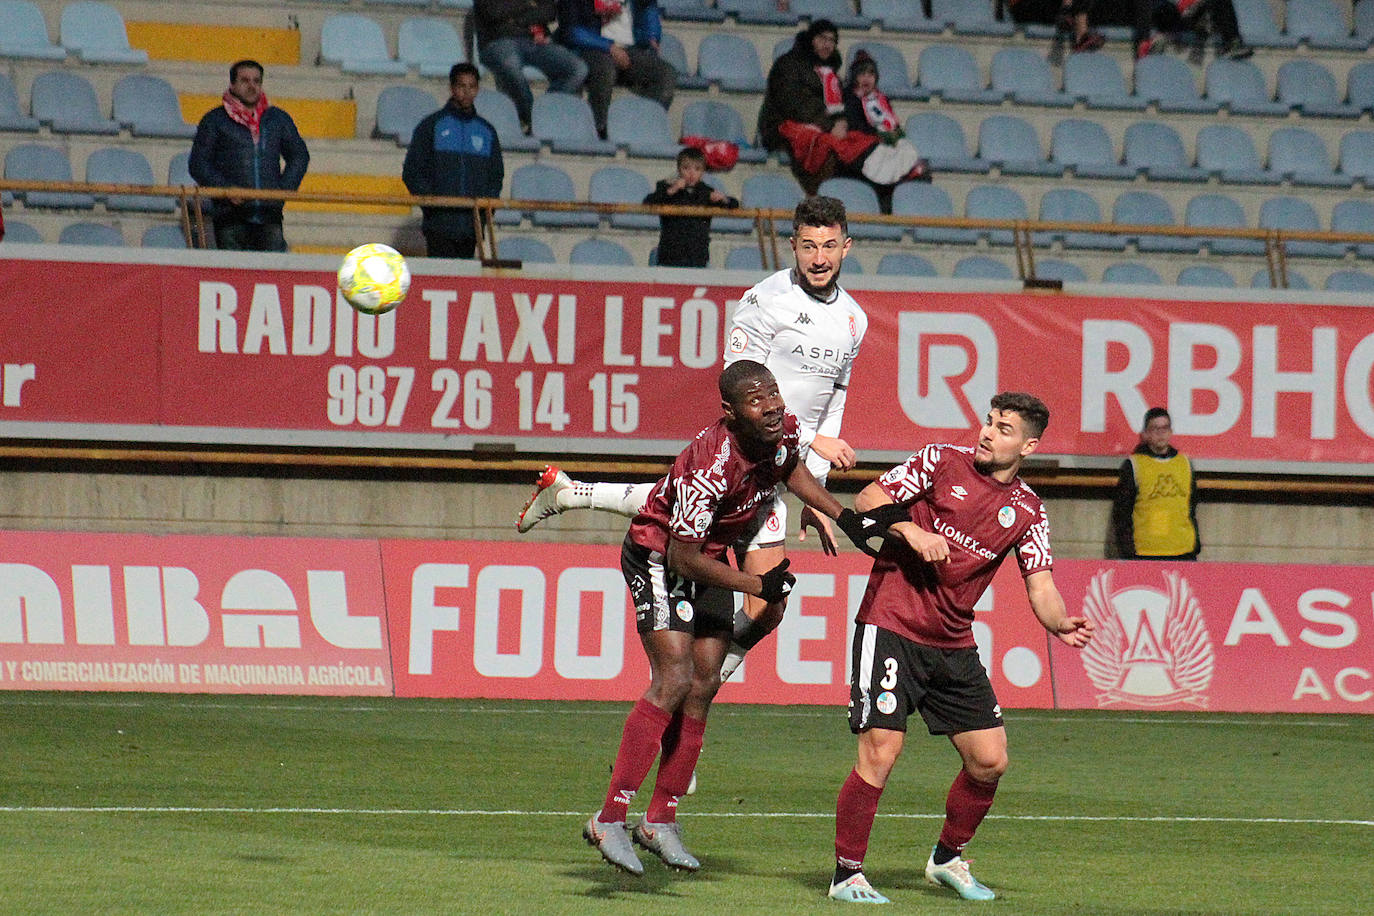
[0,72,39,131]
[1185,193,1264,256]
[1051,119,1134,180]
[607,96,679,158]
[532,92,616,155]
[113,74,197,139]
[1204,59,1287,116]
[1331,199,1374,257]
[375,85,439,147]
[437,0,475,8]
[876,253,938,277]
[1196,124,1280,185]
[58,221,124,246]
[496,236,556,263]
[1337,130,1374,183]
[589,165,656,230]
[29,70,119,135]
[892,182,973,244]
[141,224,187,248]
[931,0,1014,36]
[510,163,597,228]
[1259,196,1344,258]
[1036,187,1123,250]
[1345,62,1374,114]
[59,1,147,64]
[397,17,465,78]
[861,0,943,33]
[1064,52,1147,111]
[0,0,66,59]
[952,255,1014,280]
[1323,269,1374,292]
[1133,55,1215,114]
[0,219,42,243]
[819,177,903,241]
[1102,262,1163,285]
[1267,128,1349,188]
[697,34,766,93]
[658,33,709,90]
[990,48,1071,108]
[660,0,727,24]
[691,173,750,234]
[5,143,95,209]
[718,0,796,26]
[1177,265,1237,288]
[474,90,539,153]
[1251,267,1311,289]
[978,115,1060,177]
[86,147,176,213]
[1358,1,1374,46]
[320,14,407,75]
[570,237,635,266]
[918,45,1002,105]
[1276,60,1356,119]
[790,0,871,30]
[740,173,804,235]
[905,112,988,173]
[1034,259,1088,283]
[1113,190,1198,253]
[848,41,923,101]
[1285,0,1365,51]
[964,184,1028,246]
[1232,0,1298,48]
[1122,121,1207,182]
[681,100,767,164]
[724,245,764,271]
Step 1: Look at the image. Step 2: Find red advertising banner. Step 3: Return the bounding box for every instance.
[0,530,392,695]
[1,254,1372,470]
[1048,560,1374,714]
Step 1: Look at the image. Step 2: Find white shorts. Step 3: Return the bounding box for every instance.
[741,494,787,553]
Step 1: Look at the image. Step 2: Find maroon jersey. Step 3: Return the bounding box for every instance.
[629,412,801,561]
[857,444,1053,649]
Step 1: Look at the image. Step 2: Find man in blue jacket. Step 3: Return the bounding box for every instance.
[402,63,505,259]
[556,0,675,140]
[188,60,310,252]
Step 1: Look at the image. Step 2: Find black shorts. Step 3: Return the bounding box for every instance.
[621,535,735,636]
[847,624,1004,736]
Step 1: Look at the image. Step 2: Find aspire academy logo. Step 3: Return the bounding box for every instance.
[896,313,997,429]
[1078,569,1215,708]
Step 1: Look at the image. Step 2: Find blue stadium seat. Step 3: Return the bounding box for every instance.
[474,90,539,153]
[660,0,727,24]
[1196,124,1279,184]
[877,253,937,277]
[0,72,39,131]
[1345,62,1374,114]
[1337,129,1374,183]
[86,147,176,213]
[1185,193,1263,256]
[510,163,598,228]
[375,85,440,147]
[570,238,635,266]
[1357,1,1374,47]
[1267,127,1349,188]
[917,45,1002,105]
[1259,196,1344,258]
[1122,121,1207,182]
[30,70,119,135]
[724,245,764,271]
[0,219,43,243]
[978,115,1060,177]
[861,0,943,33]
[1034,259,1088,283]
[848,41,924,101]
[1331,199,1374,257]
[1324,269,1374,292]
[1036,187,1123,250]
[398,17,466,78]
[952,255,1014,280]
[740,173,804,235]
[905,112,988,173]
[1285,0,1365,51]
[791,0,871,30]
[1133,55,1215,114]
[1276,60,1356,119]
[589,165,656,230]
[320,14,407,75]
[1204,59,1287,116]
[1051,119,1134,180]
[1113,190,1198,253]
[818,177,903,241]
[931,0,1014,36]
[717,0,796,26]
[658,33,709,90]
[1232,0,1298,48]
[964,184,1028,246]
[697,174,750,234]
[1102,262,1163,285]
[496,236,556,264]
[59,221,124,246]
[532,92,616,155]
[892,182,973,244]
[59,1,147,63]
[990,48,1072,108]
[697,34,766,92]
[0,0,66,59]
[113,74,197,139]
[608,96,680,158]
[1251,267,1311,289]
[141,224,187,248]
[681,100,767,164]
[1064,52,1147,111]
[1177,265,1237,288]
[4,143,95,209]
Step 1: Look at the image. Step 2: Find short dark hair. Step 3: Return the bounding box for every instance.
[991,392,1049,438]
[450,62,480,85]
[677,146,707,168]
[1142,406,1171,427]
[793,196,848,237]
[230,60,263,83]
[719,360,774,404]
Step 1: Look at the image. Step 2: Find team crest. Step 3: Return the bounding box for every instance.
[875,691,897,715]
[775,445,787,466]
[997,505,1015,528]
[675,600,694,623]
[1079,570,1215,708]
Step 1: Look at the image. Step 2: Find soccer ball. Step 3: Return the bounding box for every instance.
[337,243,410,315]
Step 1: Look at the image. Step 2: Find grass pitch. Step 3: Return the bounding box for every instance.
[1,693,1371,914]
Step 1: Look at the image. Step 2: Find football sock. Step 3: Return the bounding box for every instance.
[583,482,654,516]
[599,698,673,824]
[937,769,999,855]
[932,841,959,866]
[835,768,884,871]
[718,645,746,681]
[832,861,863,886]
[720,608,783,681]
[645,712,706,823]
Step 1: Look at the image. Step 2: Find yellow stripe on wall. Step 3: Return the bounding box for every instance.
[126,22,300,65]
[290,174,413,215]
[180,94,358,140]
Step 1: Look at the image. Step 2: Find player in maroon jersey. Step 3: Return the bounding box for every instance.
[827,392,1096,905]
[584,359,901,876]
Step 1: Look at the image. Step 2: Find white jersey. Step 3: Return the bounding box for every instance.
[725,268,867,480]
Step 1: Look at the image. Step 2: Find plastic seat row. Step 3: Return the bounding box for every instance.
[4,143,188,212]
[0,0,146,64]
[319,13,467,77]
[0,71,195,138]
[0,218,187,247]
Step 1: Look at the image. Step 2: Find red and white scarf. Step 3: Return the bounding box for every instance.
[816,66,845,115]
[859,89,900,133]
[223,88,269,142]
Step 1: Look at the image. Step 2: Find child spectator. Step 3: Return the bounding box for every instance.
[644,147,739,268]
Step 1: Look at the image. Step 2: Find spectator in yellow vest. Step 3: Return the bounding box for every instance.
[1110,407,1200,560]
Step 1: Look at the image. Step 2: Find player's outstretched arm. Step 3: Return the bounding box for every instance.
[666,535,783,600]
[856,483,947,562]
[1025,570,1095,648]
[810,434,857,470]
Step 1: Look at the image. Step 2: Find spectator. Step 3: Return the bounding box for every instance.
[474,0,589,135]
[1131,0,1252,60]
[644,147,740,268]
[556,0,676,140]
[188,59,309,252]
[403,63,505,259]
[841,51,930,213]
[1110,407,1202,560]
[758,20,876,196]
[1007,0,1105,53]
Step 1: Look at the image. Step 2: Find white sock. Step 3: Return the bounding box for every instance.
[719,644,747,682]
[571,481,655,517]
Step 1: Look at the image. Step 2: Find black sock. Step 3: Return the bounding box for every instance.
[932,841,959,865]
[833,861,863,885]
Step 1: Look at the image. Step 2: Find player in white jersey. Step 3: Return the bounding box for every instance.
[518,196,868,680]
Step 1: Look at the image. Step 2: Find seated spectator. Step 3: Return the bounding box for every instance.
[475,0,588,135]
[1128,0,1252,60]
[1008,0,1106,53]
[556,0,675,140]
[758,19,876,196]
[644,146,739,268]
[841,51,930,213]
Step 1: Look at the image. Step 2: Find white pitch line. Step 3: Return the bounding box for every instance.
[1,806,1371,827]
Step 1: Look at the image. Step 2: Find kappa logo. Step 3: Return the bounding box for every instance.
[896,313,998,429]
[1079,570,1215,708]
[950,485,968,501]
[796,312,813,325]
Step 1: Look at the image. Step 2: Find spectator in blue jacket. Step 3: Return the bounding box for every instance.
[188,60,310,252]
[556,0,675,140]
[402,63,505,259]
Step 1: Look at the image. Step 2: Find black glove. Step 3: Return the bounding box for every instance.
[757,558,795,603]
[836,504,910,558]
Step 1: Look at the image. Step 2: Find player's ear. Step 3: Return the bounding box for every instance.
[721,397,736,421]
[1019,436,1040,459]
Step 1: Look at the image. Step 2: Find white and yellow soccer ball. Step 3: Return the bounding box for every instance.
[337,243,411,315]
